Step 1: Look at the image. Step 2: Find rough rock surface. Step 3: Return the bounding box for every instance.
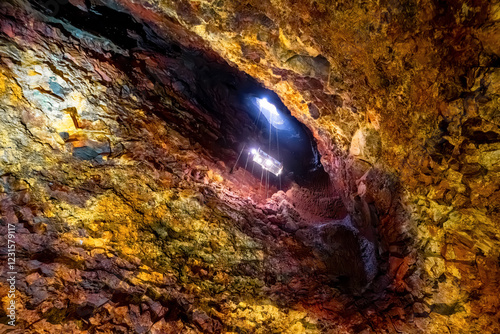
[0,0,499,333]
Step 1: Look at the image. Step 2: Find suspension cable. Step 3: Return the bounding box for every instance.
[231,143,246,173]
[276,125,281,190]
[260,168,264,192]
[266,170,269,198]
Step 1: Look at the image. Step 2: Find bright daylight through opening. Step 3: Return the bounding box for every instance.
[256,97,285,128]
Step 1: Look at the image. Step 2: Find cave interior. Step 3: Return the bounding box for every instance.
[0,0,499,333]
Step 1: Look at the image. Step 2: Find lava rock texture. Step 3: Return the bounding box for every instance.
[0,0,499,333]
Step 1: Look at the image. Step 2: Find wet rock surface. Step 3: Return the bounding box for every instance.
[0,0,499,333]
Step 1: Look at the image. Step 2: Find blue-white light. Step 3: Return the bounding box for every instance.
[256,98,285,128]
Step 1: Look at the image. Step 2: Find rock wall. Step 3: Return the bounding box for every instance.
[0,0,499,333]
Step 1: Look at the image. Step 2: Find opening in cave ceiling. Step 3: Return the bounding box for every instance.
[29,0,327,196]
